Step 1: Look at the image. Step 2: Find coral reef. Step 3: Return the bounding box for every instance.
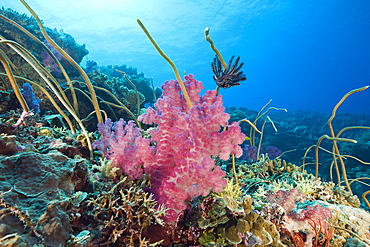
[230,107,370,167]
[0,7,89,116]
[84,65,162,123]
[98,64,161,105]
[1,3,370,247]
[0,7,88,79]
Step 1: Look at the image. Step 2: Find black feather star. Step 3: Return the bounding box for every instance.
[212,55,246,89]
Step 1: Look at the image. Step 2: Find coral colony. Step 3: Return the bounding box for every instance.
[94,75,245,222]
[1,1,370,247]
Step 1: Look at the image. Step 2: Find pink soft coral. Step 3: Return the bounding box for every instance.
[94,74,245,222]
[138,74,245,222]
[93,119,154,180]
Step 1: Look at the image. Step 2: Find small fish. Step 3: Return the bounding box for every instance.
[245,136,250,141]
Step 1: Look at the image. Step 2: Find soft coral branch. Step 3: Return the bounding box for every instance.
[93,118,154,180]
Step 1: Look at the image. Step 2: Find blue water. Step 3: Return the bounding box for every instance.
[2,0,370,114]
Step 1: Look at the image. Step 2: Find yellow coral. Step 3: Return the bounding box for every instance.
[38,127,52,136]
[293,173,323,196]
[269,179,294,193]
[92,158,119,179]
[214,179,242,201]
[223,195,284,247]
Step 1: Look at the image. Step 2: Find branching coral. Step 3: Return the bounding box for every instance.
[85,178,167,246]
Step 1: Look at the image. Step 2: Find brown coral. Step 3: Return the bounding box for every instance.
[80,177,167,246]
[223,195,284,247]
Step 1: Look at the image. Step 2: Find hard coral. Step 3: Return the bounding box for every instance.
[223,195,284,246]
[0,151,86,246]
[0,134,18,155]
[84,178,167,246]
